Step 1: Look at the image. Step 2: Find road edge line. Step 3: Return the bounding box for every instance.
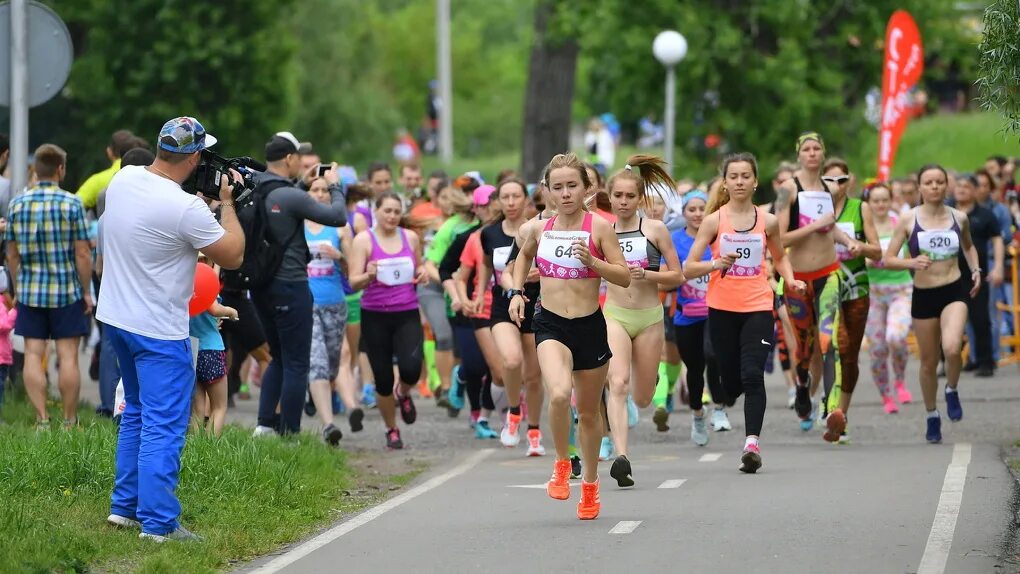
[918,442,972,574]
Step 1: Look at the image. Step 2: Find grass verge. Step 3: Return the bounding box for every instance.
[0,393,405,574]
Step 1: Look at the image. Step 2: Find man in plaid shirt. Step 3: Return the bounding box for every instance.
[5,144,93,429]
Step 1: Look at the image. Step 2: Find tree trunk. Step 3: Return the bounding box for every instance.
[521,0,579,183]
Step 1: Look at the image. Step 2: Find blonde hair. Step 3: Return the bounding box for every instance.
[440,186,474,218]
[543,153,593,211]
[606,154,677,211]
[707,152,759,214]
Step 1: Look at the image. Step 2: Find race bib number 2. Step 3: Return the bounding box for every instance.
[798,191,834,230]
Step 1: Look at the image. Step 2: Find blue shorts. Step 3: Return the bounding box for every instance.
[196,350,226,385]
[15,300,90,340]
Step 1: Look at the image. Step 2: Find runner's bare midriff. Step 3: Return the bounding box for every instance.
[537,277,601,318]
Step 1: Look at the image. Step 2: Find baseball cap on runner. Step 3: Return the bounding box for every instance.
[473,184,496,206]
[158,117,217,154]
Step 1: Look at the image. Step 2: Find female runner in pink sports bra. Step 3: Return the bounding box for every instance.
[508,152,630,521]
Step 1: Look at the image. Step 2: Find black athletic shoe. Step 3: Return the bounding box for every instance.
[348,408,365,433]
[435,388,452,409]
[610,455,635,488]
[570,455,582,479]
[386,427,404,450]
[397,390,417,425]
[962,362,978,372]
[739,445,762,474]
[304,398,317,417]
[794,384,811,419]
[322,423,343,446]
[975,366,995,378]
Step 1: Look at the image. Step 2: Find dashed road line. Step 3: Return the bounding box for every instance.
[918,443,972,574]
[658,479,687,489]
[698,453,722,462]
[609,521,642,535]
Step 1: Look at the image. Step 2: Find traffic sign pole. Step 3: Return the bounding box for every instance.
[10,0,27,196]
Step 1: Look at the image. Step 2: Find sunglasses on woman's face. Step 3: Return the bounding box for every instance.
[822,175,851,185]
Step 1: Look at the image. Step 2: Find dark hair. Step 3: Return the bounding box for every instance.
[428,169,448,181]
[708,152,759,214]
[864,183,890,202]
[110,130,135,158]
[988,155,1008,168]
[374,190,403,210]
[345,182,372,206]
[121,148,155,168]
[496,168,518,184]
[0,133,9,156]
[34,143,67,178]
[583,162,605,190]
[453,174,481,194]
[367,162,392,180]
[975,167,997,188]
[128,136,151,152]
[823,157,849,175]
[916,164,948,184]
[957,173,979,188]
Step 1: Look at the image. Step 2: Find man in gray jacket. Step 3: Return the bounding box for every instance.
[251,132,348,436]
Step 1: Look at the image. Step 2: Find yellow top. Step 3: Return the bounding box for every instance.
[76,159,121,209]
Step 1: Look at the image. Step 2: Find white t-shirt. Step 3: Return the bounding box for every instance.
[96,166,224,340]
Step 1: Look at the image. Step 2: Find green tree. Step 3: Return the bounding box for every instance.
[978,0,1020,135]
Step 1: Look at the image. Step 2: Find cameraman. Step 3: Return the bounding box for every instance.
[251,132,348,437]
[98,117,244,541]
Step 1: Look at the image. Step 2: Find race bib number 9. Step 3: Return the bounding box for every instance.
[918,230,959,262]
[834,222,857,261]
[619,236,649,268]
[376,256,415,286]
[719,233,764,277]
[798,191,834,230]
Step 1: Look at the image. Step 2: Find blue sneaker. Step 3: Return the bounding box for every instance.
[474,420,498,439]
[626,395,640,428]
[331,391,344,415]
[599,436,614,461]
[926,414,943,443]
[945,389,963,421]
[449,366,465,411]
[362,384,377,409]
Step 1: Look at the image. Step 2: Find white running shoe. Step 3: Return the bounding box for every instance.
[107,514,140,529]
[711,408,732,432]
[526,428,546,456]
[691,415,709,446]
[786,387,796,409]
[252,425,276,438]
[501,412,522,448]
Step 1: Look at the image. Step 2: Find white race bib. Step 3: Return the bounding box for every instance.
[493,246,512,273]
[798,191,834,228]
[376,256,415,286]
[719,233,764,277]
[681,272,709,299]
[918,230,959,261]
[537,231,589,270]
[834,222,857,261]
[307,240,336,278]
[619,236,649,268]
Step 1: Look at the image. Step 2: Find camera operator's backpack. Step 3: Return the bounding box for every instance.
[220,178,297,291]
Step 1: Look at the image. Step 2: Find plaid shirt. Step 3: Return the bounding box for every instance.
[5,182,89,308]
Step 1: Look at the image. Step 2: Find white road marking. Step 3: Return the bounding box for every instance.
[699,453,722,462]
[609,520,642,535]
[917,443,972,574]
[249,449,495,574]
[658,479,687,489]
[507,483,551,489]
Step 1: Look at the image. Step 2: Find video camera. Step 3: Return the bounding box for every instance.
[182,150,266,205]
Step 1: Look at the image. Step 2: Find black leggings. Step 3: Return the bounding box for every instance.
[707,308,773,436]
[674,320,727,411]
[453,324,495,411]
[361,309,424,397]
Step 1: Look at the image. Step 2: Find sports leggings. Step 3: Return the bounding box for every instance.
[866,282,912,396]
[417,283,455,351]
[360,309,424,397]
[836,296,869,395]
[707,309,773,436]
[453,324,495,411]
[673,320,727,411]
[785,272,838,392]
[774,309,791,371]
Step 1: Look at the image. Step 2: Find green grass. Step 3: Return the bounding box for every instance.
[0,393,367,574]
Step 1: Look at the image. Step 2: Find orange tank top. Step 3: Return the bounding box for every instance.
[706,205,774,313]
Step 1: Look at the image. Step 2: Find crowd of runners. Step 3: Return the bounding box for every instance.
[7,126,1016,525]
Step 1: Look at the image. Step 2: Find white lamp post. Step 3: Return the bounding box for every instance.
[653,30,687,176]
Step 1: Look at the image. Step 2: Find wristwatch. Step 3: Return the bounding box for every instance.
[505,288,524,300]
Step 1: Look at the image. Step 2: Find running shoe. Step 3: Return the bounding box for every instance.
[882,395,899,414]
[468,411,480,429]
[652,406,670,432]
[945,388,963,421]
[332,391,344,415]
[691,414,709,446]
[926,414,942,444]
[626,395,640,428]
[107,514,141,529]
[252,425,276,438]
[526,428,546,456]
[547,459,572,500]
[139,526,203,543]
[416,379,434,399]
[610,455,634,488]
[570,455,582,479]
[599,436,614,461]
[474,420,498,439]
[322,423,343,446]
[976,365,995,378]
[449,366,465,411]
[712,408,732,432]
[794,384,811,420]
[838,431,850,445]
[739,443,762,474]
[238,384,251,400]
[386,427,404,450]
[823,409,846,443]
[304,397,316,417]
[894,381,913,404]
[362,384,378,409]
[396,388,417,425]
[348,408,365,433]
[786,387,796,409]
[501,412,522,447]
[577,480,601,520]
[434,387,451,409]
[936,362,946,378]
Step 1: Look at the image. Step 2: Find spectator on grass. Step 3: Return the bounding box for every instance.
[0,286,16,420]
[77,130,136,210]
[98,117,244,541]
[5,144,92,429]
[96,138,151,219]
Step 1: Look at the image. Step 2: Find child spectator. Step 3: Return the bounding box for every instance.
[189,265,238,436]
[0,286,16,416]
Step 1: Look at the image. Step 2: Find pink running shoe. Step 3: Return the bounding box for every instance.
[882,395,900,414]
[894,381,913,404]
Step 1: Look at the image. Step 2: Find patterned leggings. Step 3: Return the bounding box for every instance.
[865,282,912,396]
[836,296,870,395]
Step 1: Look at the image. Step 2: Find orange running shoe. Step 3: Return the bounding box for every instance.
[577,479,600,520]
[823,408,846,443]
[547,459,572,500]
[416,380,434,399]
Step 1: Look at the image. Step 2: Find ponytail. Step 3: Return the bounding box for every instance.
[605,154,677,211]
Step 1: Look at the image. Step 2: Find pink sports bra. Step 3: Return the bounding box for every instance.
[535,212,605,280]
